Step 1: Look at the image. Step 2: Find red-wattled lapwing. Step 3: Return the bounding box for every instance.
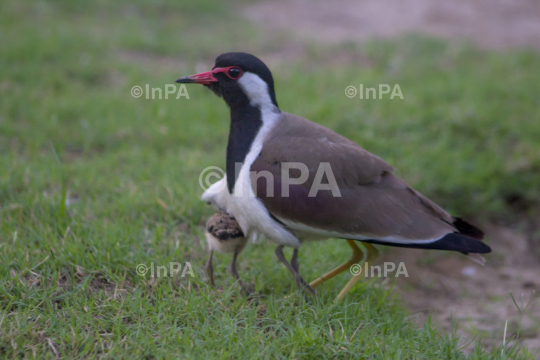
[205,211,248,292]
[177,52,491,300]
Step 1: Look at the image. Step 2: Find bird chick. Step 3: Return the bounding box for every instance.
[205,211,248,292]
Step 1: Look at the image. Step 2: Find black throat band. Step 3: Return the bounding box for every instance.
[226,103,263,193]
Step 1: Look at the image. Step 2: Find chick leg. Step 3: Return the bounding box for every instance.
[231,247,250,295]
[206,250,214,287]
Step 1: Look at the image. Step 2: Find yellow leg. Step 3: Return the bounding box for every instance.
[335,243,379,300]
[309,240,364,288]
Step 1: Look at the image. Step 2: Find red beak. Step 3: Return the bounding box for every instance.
[175,70,217,85]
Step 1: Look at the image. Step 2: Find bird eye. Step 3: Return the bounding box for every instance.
[228,67,242,79]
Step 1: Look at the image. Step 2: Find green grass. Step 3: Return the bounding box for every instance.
[1,0,539,358]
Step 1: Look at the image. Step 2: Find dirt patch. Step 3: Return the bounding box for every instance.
[244,0,540,51]
[380,224,540,353]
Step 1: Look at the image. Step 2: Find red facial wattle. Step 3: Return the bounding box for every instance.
[176,66,243,84]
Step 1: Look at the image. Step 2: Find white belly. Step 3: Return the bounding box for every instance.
[205,230,248,253]
[202,173,300,248]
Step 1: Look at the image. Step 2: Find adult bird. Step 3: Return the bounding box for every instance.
[177,52,491,299]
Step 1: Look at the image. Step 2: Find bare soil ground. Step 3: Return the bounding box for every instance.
[244,0,540,354]
[380,225,539,353]
[244,0,540,51]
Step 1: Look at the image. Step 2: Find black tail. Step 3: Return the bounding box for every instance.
[360,218,490,254]
[362,233,491,254]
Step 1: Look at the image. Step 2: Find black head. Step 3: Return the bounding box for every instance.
[176,52,278,109]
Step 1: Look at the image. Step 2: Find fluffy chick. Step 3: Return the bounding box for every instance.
[205,211,248,291]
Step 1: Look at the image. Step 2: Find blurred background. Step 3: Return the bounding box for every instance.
[1,0,539,357]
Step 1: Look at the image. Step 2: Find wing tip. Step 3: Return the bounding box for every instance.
[452,217,484,240]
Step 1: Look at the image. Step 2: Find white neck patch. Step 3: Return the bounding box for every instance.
[237,72,278,112]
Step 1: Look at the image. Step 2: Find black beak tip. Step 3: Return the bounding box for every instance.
[175,77,193,84]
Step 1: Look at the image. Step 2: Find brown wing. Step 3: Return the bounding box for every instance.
[250,112,456,242]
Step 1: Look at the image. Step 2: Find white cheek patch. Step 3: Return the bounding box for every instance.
[237,72,275,110]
